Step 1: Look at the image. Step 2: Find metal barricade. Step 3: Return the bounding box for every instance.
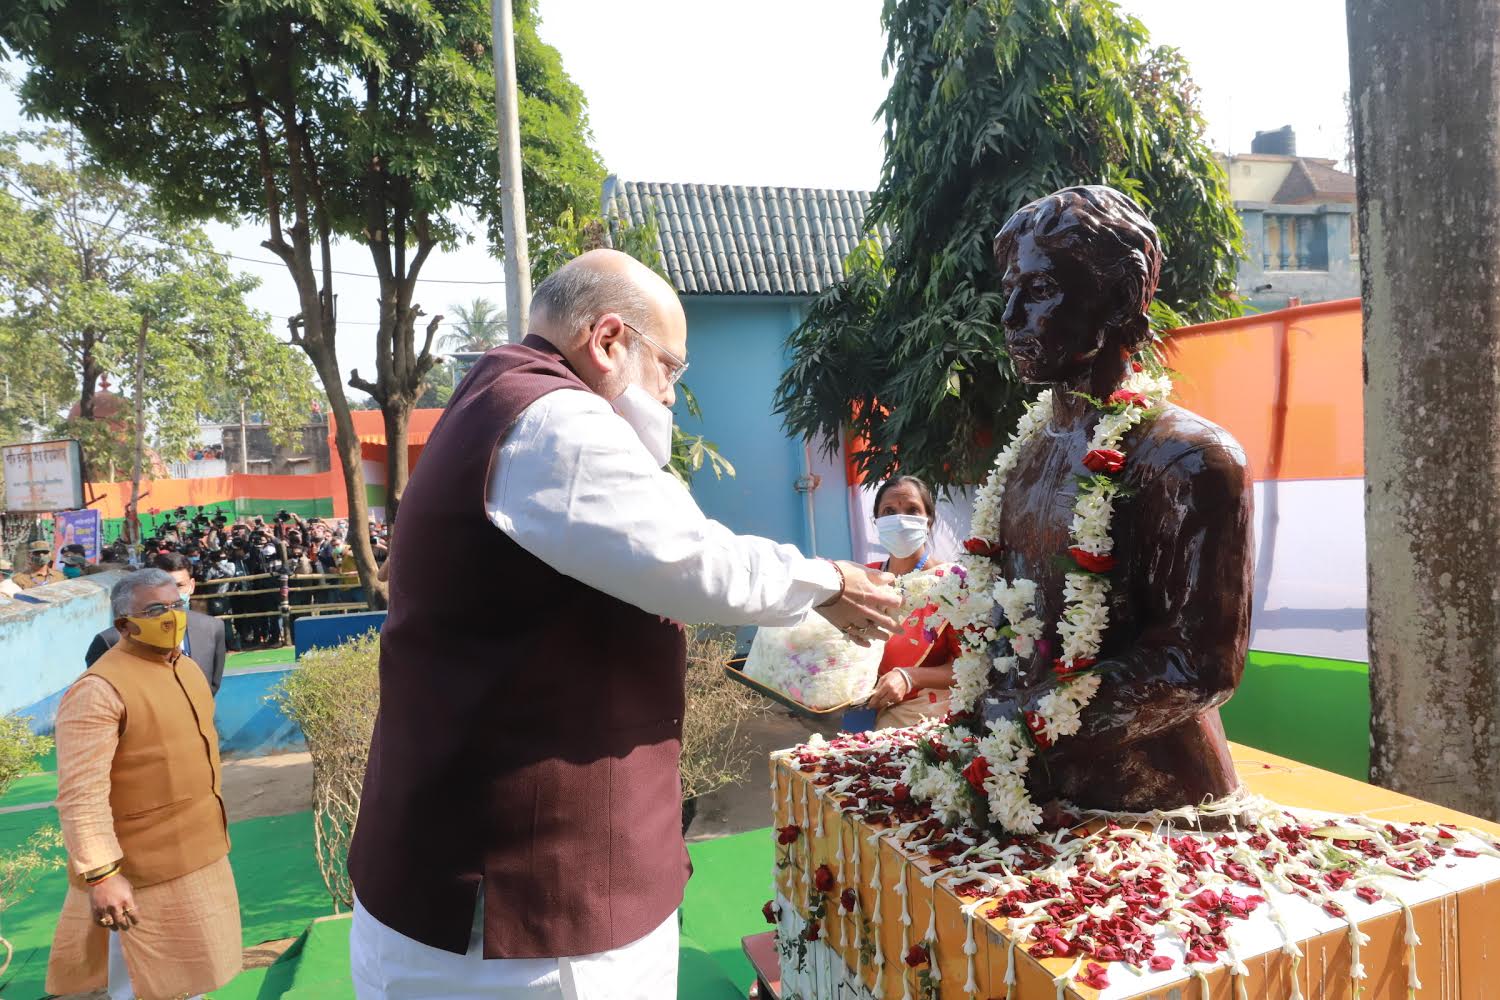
[200,571,370,647]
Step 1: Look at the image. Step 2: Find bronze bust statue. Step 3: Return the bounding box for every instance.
[974,185,1253,814]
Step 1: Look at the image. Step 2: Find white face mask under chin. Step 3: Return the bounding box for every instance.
[612,383,674,468]
[875,513,929,558]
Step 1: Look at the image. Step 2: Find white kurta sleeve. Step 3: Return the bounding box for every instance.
[485,389,839,626]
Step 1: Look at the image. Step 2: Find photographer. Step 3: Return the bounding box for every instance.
[241,530,283,646]
[203,544,245,651]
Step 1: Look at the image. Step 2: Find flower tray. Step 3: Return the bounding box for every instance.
[767,739,1500,999]
[724,657,865,720]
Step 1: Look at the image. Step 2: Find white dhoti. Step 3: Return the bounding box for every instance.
[350,896,679,1000]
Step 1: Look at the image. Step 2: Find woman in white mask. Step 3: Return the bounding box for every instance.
[862,475,955,728]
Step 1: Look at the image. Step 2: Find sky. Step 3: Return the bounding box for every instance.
[0,0,1352,398]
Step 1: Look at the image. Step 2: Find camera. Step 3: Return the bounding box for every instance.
[275,509,292,523]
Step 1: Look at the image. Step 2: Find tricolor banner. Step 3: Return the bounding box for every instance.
[1166,298,1365,664]
[849,297,1367,665]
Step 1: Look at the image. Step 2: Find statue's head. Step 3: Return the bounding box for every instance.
[992,185,1163,385]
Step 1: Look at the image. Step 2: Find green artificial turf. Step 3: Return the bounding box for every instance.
[225,647,298,671]
[683,828,775,992]
[0,809,335,1000]
[0,772,58,810]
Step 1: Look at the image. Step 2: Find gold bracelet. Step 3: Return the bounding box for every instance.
[84,862,122,885]
[817,559,847,608]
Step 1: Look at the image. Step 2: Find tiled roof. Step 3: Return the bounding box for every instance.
[601,177,890,296]
[1273,158,1357,205]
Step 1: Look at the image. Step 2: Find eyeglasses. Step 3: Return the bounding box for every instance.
[621,322,689,386]
[138,598,188,617]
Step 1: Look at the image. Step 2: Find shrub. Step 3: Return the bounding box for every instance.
[680,627,767,803]
[0,715,59,975]
[273,631,380,910]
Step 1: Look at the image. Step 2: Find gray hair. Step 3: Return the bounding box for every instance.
[530,261,654,342]
[111,568,177,618]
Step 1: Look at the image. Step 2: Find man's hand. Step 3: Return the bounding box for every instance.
[90,874,139,932]
[815,561,901,646]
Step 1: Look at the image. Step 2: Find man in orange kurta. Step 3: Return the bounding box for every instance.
[47,569,242,1000]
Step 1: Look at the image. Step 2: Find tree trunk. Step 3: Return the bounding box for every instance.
[308,348,388,609]
[79,338,98,421]
[1350,0,1500,814]
[382,396,413,525]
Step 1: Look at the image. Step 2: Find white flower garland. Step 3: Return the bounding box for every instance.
[894,368,1173,833]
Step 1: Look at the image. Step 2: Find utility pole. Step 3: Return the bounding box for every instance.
[489,0,530,343]
[129,315,148,558]
[238,397,249,474]
[1350,0,1500,815]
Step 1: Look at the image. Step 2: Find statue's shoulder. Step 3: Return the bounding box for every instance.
[1129,403,1251,492]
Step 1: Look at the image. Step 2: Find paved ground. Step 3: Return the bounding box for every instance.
[687,709,843,841]
[222,751,314,823]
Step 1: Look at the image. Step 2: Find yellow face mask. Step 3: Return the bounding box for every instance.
[126,609,188,650]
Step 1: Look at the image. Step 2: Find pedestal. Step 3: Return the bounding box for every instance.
[769,742,1500,999]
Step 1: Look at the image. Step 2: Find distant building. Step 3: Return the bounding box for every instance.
[216,412,331,476]
[1223,126,1359,311]
[602,177,890,558]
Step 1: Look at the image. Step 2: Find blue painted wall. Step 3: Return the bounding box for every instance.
[679,296,853,560]
[1,575,308,758]
[0,573,126,727]
[215,666,305,759]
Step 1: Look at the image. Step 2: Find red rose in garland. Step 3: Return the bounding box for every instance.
[1052,656,1095,677]
[1068,547,1116,573]
[961,755,992,794]
[1107,388,1148,407]
[813,864,836,893]
[776,824,801,845]
[963,537,1002,557]
[840,888,858,912]
[903,943,929,968]
[1082,447,1126,474]
[762,900,778,924]
[1024,711,1053,748]
[801,919,821,942]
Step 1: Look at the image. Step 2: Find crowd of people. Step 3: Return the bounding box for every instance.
[1,510,389,649]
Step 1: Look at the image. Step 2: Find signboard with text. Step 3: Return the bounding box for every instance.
[2,440,85,513]
[53,508,102,562]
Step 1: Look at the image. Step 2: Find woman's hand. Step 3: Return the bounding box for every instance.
[866,669,913,712]
[90,874,139,932]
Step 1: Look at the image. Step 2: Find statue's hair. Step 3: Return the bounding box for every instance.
[992,186,1164,350]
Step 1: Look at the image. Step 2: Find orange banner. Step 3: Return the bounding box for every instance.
[85,471,341,520]
[1164,298,1362,482]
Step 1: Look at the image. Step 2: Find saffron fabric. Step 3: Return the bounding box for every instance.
[46,675,241,999]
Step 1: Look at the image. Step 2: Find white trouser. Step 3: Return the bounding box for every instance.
[107,931,203,1000]
[350,894,679,1000]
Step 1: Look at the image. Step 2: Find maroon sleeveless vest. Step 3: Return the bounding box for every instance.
[348,336,689,958]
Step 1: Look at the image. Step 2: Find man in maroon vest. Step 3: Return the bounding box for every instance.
[348,249,901,999]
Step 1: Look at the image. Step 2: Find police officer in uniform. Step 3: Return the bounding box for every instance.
[13,541,64,589]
